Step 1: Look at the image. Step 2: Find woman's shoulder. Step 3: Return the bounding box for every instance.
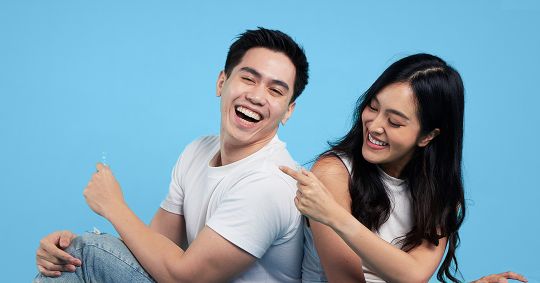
[312,153,351,175]
[312,154,350,191]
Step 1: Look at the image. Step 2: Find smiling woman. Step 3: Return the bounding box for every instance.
[283,53,468,283]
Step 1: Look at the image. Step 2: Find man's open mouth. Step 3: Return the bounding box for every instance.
[235,106,262,123]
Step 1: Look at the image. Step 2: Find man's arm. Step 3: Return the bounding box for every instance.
[150,208,187,249]
[84,163,256,283]
[35,206,186,277]
[109,206,256,282]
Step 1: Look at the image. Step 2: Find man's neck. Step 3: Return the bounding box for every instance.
[213,135,275,167]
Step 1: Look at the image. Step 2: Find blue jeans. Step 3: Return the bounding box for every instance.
[34,232,155,283]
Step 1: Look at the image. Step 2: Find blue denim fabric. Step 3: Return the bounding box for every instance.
[34,232,155,283]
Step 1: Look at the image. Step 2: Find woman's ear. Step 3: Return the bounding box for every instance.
[418,128,440,147]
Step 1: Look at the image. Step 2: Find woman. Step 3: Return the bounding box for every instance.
[281,54,527,283]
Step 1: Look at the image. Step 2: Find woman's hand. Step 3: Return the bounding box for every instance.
[280,166,346,226]
[472,271,527,283]
[83,163,127,219]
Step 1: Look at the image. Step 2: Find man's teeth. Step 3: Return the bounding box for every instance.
[368,134,388,146]
[236,106,261,121]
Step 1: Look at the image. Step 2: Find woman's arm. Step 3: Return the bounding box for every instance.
[281,165,446,283]
[308,156,365,283]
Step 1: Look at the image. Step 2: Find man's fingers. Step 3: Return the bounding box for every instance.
[37,265,61,277]
[37,258,76,272]
[59,231,76,248]
[37,247,80,267]
[96,162,110,173]
[40,240,78,264]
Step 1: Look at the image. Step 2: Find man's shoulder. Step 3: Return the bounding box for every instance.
[230,164,296,197]
[186,135,219,152]
[178,135,219,160]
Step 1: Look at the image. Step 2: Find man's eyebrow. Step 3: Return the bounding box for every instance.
[240,67,262,79]
[240,67,290,92]
[270,79,290,92]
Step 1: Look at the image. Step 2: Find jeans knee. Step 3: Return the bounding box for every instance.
[68,233,128,257]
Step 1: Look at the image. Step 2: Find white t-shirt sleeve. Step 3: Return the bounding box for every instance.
[160,151,187,215]
[206,172,295,258]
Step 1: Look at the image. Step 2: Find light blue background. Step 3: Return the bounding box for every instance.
[1,0,539,281]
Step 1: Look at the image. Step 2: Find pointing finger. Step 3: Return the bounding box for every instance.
[280,166,311,184]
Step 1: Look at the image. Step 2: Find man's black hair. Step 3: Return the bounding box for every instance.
[224,27,309,102]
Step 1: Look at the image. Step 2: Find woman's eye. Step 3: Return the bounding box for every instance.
[369,105,378,111]
[389,120,402,128]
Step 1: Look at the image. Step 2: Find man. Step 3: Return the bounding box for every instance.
[35,27,309,282]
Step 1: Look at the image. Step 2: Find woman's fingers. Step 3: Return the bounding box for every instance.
[279,166,312,184]
[472,271,528,283]
[500,271,527,282]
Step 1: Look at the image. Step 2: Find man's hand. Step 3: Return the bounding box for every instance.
[83,163,127,218]
[36,230,81,277]
[472,271,528,283]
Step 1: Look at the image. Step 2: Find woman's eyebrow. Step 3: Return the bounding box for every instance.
[385,109,410,120]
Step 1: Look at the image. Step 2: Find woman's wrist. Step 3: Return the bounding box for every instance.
[327,204,355,232]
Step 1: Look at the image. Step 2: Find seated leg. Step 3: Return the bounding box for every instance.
[34,232,155,283]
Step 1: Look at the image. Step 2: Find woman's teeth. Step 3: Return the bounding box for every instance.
[368,134,388,146]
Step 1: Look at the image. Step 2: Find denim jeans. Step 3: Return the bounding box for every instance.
[34,232,155,283]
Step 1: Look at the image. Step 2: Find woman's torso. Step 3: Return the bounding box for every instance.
[301,154,413,283]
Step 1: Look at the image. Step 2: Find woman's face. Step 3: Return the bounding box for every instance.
[361,82,428,178]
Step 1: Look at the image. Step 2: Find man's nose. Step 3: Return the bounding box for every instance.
[246,86,266,106]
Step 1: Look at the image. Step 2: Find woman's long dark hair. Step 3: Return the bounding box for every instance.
[326,53,465,282]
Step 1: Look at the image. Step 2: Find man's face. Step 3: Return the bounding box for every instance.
[217,47,296,148]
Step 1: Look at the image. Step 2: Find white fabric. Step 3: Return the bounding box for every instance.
[302,155,412,283]
[161,135,303,283]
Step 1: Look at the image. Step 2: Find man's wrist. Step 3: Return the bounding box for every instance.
[104,201,130,223]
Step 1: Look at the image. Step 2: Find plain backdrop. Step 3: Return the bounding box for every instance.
[1,0,539,281]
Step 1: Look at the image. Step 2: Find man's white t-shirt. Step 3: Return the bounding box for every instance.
[160,135,303,282]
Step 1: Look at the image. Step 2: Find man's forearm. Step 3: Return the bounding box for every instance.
[106,204,187,282]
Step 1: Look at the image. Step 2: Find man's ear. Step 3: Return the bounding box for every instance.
[418,128,440,147]
[216,71,226,97]
[281,101,296,125]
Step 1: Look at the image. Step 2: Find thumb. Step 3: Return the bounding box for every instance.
[96,162,106,172]
[59,231,75,248]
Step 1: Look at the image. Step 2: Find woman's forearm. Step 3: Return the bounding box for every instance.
[328,208,441,283]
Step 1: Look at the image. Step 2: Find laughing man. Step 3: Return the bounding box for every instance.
[35,27,309,283]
